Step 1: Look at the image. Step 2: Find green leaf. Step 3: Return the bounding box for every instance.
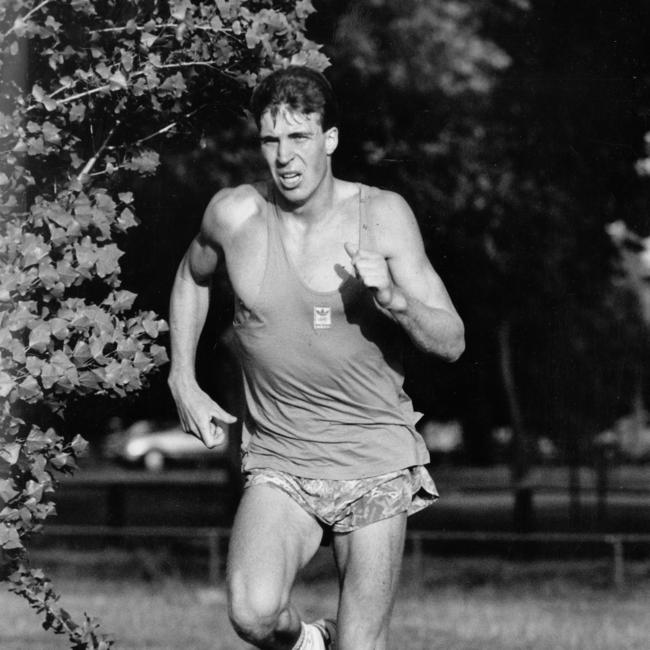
[141,32,157,48]
[95,62,111,79]
[0,442,21,465]
[70,435,89,457]
[295,0,315,19]
[21,234,50,267]
[77,372,102,392]
[38,262,59,290]
[133,350,151,370]
[45,15,62,33]
[49,319,69,340]
[40,363,58,390]
[50,452,76,471]
[0,479,19,504]
[25,355,43,377]
[142,315,161,338]
[17,375,42,401]
[69,103,86,122]
[117,207,138,230]
[71,341,92,364]
[0,523,23,551]
[159,72,187,97]
[41,122,61,145]
[109,70,128,90]
[116,337,138,359]
[0,371,14,397]
[95,244,123,278]
[28,324,51,353]
[125,150,160,175]
[150,344,169,367]
[25,427,57,453]
[32,85,46,102]
[170,0,193,20]
[24,480,44,503]
[103,290,137,313]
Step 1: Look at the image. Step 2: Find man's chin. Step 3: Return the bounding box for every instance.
[275,183,308,204]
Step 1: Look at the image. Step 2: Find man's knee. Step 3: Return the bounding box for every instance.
[227,572,290,643]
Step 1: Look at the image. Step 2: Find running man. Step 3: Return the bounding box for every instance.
[168,66,464,650]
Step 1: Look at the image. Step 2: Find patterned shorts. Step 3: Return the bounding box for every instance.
[243,465,438,535]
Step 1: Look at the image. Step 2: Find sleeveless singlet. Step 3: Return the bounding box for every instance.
[232,184,430,480]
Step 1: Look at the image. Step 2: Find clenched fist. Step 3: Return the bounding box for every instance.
[344,241,395,308]
[168,376,236,449]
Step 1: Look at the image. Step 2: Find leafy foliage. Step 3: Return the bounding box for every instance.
[0,0,327,646]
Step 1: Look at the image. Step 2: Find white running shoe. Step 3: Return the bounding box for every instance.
[310,619,337,649]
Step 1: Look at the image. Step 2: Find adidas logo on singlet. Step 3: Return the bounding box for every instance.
[313,306,332,329]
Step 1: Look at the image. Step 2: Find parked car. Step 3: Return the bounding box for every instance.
[418,419,464,455]
[103,419,231,471]
[595,412,650,462]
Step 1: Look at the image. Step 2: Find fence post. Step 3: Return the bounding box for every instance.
[610,536,625,589]
[208,530,221,583]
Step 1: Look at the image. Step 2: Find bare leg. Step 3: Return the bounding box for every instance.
[332,513,407,650]
[227,484,323,649]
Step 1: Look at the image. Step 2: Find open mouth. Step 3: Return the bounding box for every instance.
[278,171,302,189]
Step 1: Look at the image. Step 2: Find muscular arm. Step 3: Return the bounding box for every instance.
[345,191,465,361]
[167,195,237,447]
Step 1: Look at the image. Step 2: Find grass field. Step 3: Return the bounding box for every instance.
[2,549,650,650]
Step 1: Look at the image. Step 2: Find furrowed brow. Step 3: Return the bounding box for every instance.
[289,129,312,138]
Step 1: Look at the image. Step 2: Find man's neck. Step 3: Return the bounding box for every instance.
[274,175,338,228]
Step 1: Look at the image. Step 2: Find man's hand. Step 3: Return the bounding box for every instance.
[168,377,236,449]
[344,242,404,310]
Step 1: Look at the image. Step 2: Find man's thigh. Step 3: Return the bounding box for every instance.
[227,483,324,606]
[332,513,407,649]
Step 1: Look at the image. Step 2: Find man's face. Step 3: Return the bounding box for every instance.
[259,105,338,205]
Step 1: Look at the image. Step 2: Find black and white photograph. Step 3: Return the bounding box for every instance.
[1,1,650,648]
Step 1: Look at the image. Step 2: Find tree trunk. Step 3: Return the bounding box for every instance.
[498,319,534,533]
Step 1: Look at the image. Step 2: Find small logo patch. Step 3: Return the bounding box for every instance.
[313,306,332,329]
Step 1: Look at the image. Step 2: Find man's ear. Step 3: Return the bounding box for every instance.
[325,127,339,155]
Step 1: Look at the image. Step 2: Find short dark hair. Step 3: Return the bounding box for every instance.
[250,66,339,131]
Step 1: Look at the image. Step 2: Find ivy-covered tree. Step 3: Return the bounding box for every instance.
[0,1,328,647]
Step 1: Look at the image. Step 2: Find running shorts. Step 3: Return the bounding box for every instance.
[243,465,438,535]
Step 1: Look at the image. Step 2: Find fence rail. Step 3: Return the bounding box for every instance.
[41,525,650,588]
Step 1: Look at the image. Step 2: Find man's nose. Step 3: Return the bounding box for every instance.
[276,139,294,165]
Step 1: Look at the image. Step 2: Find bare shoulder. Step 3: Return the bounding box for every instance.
[200,183,267,248]
[364,187,423,253]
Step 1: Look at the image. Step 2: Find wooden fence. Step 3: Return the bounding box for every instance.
[42,524,650,589]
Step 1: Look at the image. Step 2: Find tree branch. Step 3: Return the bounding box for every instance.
[59,84,111,105]
[3,0,52,37]
[76,122,120,183]
[88,22,233,35]
[133,106,202,145]
[152,60,220,70]
[27,59,234,113]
